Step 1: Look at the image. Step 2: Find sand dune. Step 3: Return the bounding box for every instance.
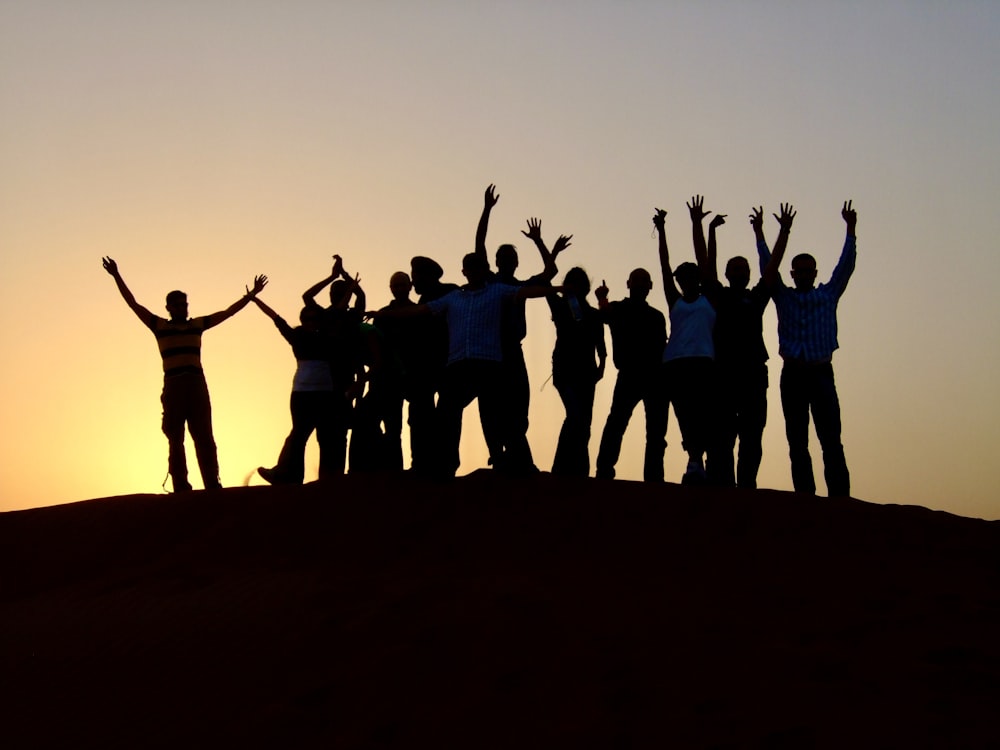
[2,472,999,748]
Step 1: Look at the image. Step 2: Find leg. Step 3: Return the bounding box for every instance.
[314,391,346,481]
[595,369,643,479]
[160,379,192,492]
[406,374,438,474]
[707,369,738,488]
[780,363,816,494]
[641,367,668,483]
[434,361,480,477]
[496,348,536,474]
[552,376,596,477]
[809,364,850,497]
[735,365,768,489]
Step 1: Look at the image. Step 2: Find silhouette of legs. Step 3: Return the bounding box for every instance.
[435,360,503,478]
[480,346,536,474]
[780,362,849,496]
[406,372,440,475]
[708,364,767,489]
[161,372,219,491]
[552,375,597,476]
[596,368,666,481]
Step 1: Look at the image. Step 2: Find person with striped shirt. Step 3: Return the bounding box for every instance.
[102,257,267,492]
[760,200,857,497]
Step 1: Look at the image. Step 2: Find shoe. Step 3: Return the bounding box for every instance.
[257,466,279,485]
[681,457,707,486]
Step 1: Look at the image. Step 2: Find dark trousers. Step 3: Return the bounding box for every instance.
[780,361,850,496]
[275,390,347,482]
[406,370,442,474]
[552,373,597,477]
[708,363,768,488]
[435,359,505,477]
[596,367,668,482]
[664,357,715,459]
[349,379,405,473]
[479,344,535,472]
[161,372,219,491]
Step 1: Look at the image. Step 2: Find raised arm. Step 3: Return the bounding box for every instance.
[595,279,611,314]
[761,203,796,288]
[250,296,293,339]
[686,195,711,274]
[204,274,268,329]
[827,199,858,297]
[303,254,344,305]
[474,183,499,266]
[654,208,680,309]
[706,213,727,285]
[750,206,771,275]
[521,217,569,282]
[102,257,156,328]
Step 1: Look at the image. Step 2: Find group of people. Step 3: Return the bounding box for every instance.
[103,186,857,497]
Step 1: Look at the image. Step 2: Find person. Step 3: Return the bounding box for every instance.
[371,271,420,471]
[593,268,668,482]
[250,298,342,484]
[546,267,607,476]
[101,257,267,492]
[369,252,555,479]
[654,200,718,485]
[406,256,460,474]
[474,185,565,474]
[761,200,857,497]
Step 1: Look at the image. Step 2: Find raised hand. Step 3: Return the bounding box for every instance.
[749,206,763,232]
[595,279,609,301]
[652,208,667,228]
[249,274,269,296]
[841,199,856,228]
[552,234,573,257]
[774,203,796,231]
[331,254,344,278]
[686,195,709,223]
[522,217,542,242]
[101,256,119,275]
[484,183,499,209]
[709,214,727,230]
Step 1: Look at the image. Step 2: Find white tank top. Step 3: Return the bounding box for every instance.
[663,295,716,362]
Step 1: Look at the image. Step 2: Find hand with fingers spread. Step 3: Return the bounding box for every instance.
[749,206,764,233]
[686,195,709,223]
[248,274,268,297]
[552,234,573,257]
[774,203,797,232]
[484,183,499,209]
[521,217,542,243]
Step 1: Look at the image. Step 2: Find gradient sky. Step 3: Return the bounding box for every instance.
[2,1,998,519]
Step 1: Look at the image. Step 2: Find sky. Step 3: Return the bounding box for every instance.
[1,1,999,519]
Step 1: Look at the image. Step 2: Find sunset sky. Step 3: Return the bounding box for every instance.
[2,1,998,519]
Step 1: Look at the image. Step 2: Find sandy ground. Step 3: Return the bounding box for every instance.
[2,471,999,748]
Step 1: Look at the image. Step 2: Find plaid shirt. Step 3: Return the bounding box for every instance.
[426,282,519,364]
[765,236,857,363]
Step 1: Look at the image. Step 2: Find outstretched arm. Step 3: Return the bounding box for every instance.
[474,183,499,266]
[102,257,156,328]
[750,206,771,274]
[204,274,268,329]
[250,296,293,339]
[654,208,680,308]
[686,195,711,275]
[827,199,858,297]
[706,213,727,284]
[762,203,796,288]
[521,217,569,282]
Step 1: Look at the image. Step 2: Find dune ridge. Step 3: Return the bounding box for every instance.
[2,472,999,748]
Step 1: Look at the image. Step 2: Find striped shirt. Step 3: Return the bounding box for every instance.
[766,236,857,362]
[150,316,208,377]
[426,283,519,364]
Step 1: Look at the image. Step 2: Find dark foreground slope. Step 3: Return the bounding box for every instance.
[2,473,999,749]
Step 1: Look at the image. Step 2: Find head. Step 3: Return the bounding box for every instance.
[461,252,490,287]
[329,279,352,308]
[790,253,818,291]
[410,256,444,296]
[299,305,321,330]
[562,267,591,299]
[165,290,188,322]
[626,268,652,301]
[725,256,751,291]
[495,244,518,278]
[673,262,701,299]
[389,271,412,301]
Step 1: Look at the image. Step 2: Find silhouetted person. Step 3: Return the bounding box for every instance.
[594,268,668,482]
[655,199,718,485]
[101,257,267,492]
[762,200,857,497]
[407,256,459,475]
[474,185,562,474]
[371,271,419,470]
[349,320,398,472]
[250,298,340,484]
[546,267,607,476]
[302,254,366,474]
